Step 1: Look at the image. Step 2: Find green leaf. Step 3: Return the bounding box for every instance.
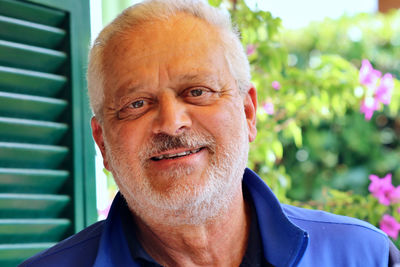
[271,140,283,159]
[288,121,303,147]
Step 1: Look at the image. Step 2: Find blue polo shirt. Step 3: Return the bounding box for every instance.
[20,168,391,267]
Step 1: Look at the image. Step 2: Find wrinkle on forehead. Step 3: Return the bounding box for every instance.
[104,12,222,63]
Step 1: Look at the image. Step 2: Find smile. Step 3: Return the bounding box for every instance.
[151,148,203,161]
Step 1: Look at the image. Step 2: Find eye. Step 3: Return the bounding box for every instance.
[117,98,152,120]
[189,89,204,97]
[131,100,144,108]
[182,87,211,98]
[181,87,218,105]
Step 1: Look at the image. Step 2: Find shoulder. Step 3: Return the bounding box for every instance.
[282,204,390,266]
[19,220,105,267]
[282,203,386,237]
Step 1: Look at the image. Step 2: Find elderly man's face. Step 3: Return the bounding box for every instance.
[92,13,257,224]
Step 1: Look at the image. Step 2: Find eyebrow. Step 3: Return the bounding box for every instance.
[111,82,144,109]
[178,74,200,82]
[177,72,219,84]
[116,80,143,96]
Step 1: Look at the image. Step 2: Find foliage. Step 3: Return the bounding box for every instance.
[278,11,400,202]
[280,10,400,77]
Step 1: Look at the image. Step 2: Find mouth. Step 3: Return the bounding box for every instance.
[150,147,205,161]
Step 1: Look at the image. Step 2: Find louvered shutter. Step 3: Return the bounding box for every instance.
[0,0,96,266]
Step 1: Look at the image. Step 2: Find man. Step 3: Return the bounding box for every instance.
[21,0,399,266]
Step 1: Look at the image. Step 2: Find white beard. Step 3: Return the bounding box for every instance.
[105,123,249,226]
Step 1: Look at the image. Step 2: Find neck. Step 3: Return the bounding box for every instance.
[133,185,250,267]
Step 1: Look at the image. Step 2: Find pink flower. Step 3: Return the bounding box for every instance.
[380,214,400,239]
[360,97,379,121]
[390,186,400,204]
[375,73,394,105]
[369,173,393,206]
[246,44,256,56]
[263,101,274,115]
[272,81,281,90]
[359,59,381,89]
[358,59,396,119]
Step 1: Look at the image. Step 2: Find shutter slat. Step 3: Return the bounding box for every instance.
[0,15,65,49]
[0,40,67,73]
[0,117,68,144]
[0,142,68,168]
[0,243,54,267]
[0,168,69,194]
[0,193,70,218]
[0,219,70,243]
[0,66,66,97]
[0,91,68,121]
[0,0,65,27]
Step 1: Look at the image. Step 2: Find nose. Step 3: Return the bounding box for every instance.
[152,91,192,136]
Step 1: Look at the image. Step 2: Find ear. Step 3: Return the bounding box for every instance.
[91,117,111,170]
[243,85,257,142]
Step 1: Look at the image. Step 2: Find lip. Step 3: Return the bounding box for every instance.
[150,147,204,161]
[146,147,207,171]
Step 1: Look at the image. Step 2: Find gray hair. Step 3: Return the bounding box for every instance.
[87,0,251,121]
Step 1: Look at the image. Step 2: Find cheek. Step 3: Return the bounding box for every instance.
[104,122,144,157]
[192,101,246,139]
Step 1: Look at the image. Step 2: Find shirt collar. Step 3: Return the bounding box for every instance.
[243,168,308,267]
[119,198,160,265]
[93,193,139,267]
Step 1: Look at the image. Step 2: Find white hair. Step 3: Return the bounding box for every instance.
[87,0,251,121]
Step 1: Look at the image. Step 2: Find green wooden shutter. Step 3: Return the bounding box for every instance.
[0,0,96,266]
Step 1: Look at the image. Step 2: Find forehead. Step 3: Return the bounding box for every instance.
[106,13,223,57]
[101,13,230,93]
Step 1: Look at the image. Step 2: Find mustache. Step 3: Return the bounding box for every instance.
[140,131,216,159]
